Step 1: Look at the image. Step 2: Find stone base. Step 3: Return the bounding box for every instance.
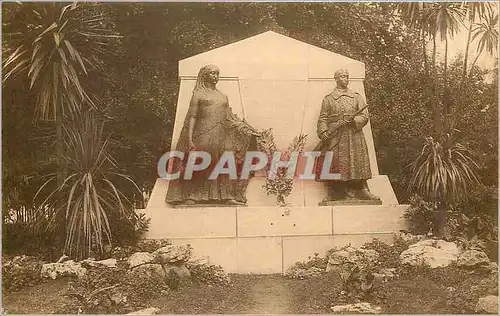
[173,203,248,209]
[318,199,382,206]
[140,204,409,274]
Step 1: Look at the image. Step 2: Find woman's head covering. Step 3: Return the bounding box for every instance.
[194,64,219,91]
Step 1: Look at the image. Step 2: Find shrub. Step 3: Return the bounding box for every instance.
[63,261,170,314]
[447,186,498,260]
[362,238,408,269]
[2,222,63,261]
[448,186,498,240]
[110,212,151,249]
[2,255,44,292]
[111,239,172,259]
[284,253,328,279]
[188,263,231,286]
[338,263,376,301]
[404,194,440,235]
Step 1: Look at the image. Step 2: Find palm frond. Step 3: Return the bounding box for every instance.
[408,135,481,202]
[35,110,140,259]
[2,2,120,120]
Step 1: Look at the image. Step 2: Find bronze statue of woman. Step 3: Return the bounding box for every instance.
[165,65,260,206]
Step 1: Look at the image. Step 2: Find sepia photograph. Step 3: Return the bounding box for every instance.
[1,1,498,314]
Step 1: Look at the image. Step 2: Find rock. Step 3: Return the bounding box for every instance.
[4,255,39,268]
[56,254,70,263]
[326,246,379,272]
[163,264,191,281]
[186,256,210,267]
[153,245,192,264]
[373,268,397,282]
[41,260,86,279]
[399,239,460,268]
[457,250,490,267]
[128,252,156,269]
[483,262,499,274]
[331,302,382,314]
[82,258,117,268]
[126,307,160,315]
[393,231,426,246]
[127,264,166,280]
[475,295,498,314]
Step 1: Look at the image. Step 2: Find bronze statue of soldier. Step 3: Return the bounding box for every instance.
[314,68,380,203]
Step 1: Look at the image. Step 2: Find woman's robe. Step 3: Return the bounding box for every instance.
[165,88,258,204]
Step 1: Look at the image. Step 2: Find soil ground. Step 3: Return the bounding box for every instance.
[2,269,497,314]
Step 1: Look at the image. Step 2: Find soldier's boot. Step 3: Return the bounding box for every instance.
[324,182,346,201]
[356,180,380,201]
[345,186,358,200]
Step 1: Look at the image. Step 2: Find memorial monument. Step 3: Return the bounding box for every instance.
[142,31,408,274]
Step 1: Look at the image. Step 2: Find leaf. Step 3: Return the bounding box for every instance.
[34,22,58,43]
[53,32,60,47]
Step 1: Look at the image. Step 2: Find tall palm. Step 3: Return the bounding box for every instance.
[2,2,120,185]
[461,2,493,83]
[398,2,433,75]
[397,2,443,138]
[469,10,499,73]
[2,2,119,119]
[424,2,465,127]
[3,2,123,257]
[36,110,140,259]
[453,2,495,132]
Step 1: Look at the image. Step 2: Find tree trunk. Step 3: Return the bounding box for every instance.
[437,182,446,238]
[443,34,449,135]
[462,18,473,84]
[431,34,441,137]
[56,112,64,188]
[422,30,429,76]
[469,53,481,79]
[453,18,473,133]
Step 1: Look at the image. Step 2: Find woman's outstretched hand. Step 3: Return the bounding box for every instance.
[188,140,196,151]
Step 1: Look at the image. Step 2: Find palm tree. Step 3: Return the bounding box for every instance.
[408,134,481,237]
[461,2,493,84]
[423,2,465,133]
[469,10,499,74]
[36,110,140,258]
[2,2,120,184]
[2,2,127,258]
[398,2,432,75]
[2,2,119,119]
[453,3,496,132]
[397,2,465,138]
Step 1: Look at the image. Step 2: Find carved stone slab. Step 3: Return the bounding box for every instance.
[318,199,382,206]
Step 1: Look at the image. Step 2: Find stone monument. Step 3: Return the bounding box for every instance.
[142,31,408,274]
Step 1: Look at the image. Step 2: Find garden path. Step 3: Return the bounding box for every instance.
[240,274,294,314]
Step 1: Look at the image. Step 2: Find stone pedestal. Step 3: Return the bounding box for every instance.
[139,205,408,274]
[318,200,382,206]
